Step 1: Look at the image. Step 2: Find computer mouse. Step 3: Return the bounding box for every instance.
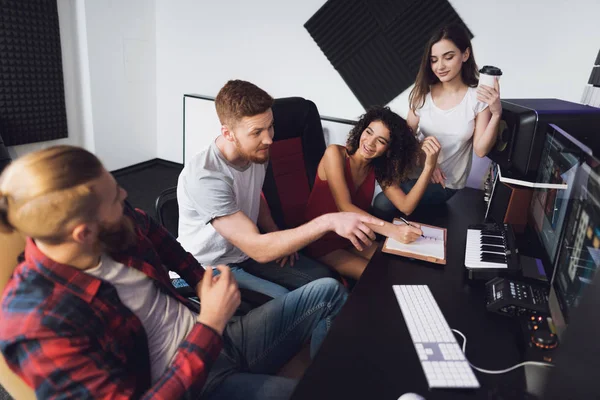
[398,393,425,400]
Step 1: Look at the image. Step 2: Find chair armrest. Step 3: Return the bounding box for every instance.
[0,231,35,399]
[171,278,272,316]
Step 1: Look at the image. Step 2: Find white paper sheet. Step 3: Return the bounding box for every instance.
[384,220,445,260]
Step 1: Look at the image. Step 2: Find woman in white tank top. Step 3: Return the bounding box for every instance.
[373,24,502,219]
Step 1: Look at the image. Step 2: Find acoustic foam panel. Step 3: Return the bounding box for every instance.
[590,66,600,87]
[305,0,473,109]
[0,0,68,146]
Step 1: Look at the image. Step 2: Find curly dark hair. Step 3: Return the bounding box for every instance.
[346,106,419,189]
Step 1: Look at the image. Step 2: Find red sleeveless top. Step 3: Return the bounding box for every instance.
[304,156,376,258]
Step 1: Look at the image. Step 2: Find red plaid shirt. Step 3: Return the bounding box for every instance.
[0,205,222,399]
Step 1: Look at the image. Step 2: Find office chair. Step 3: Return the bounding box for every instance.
[262,97,327,229]
[0,133,12,175]
[0,232,36,399]
[263,98,353,286]
[154,188,272,314]
[155,186,178,235]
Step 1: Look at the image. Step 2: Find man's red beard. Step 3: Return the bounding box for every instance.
[233,137,270,164]
[249,147,270,164]
[97,215,137,253]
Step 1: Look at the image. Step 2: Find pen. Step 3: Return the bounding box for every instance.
[399,217,425,237]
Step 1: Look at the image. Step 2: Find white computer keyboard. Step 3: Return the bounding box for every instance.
[393,285,480,389]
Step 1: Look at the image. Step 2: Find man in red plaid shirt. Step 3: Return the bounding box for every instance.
[0,146,379,399]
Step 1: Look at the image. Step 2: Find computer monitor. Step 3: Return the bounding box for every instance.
[541,250,600,399]
[548,151,600,340]
[483,164,500,221]
[529,124,592,267]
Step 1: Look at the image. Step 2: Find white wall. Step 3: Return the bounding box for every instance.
[8,0,94,159]
[183,96,220,163]
[183,95,356,164]
[156,0,600,167]
[387,0,600,115]
[156,0,358,163]
[8,0,157,172]
[84,0,157,171]
[8,1,598,174]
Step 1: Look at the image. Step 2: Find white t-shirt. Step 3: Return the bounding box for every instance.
[415,86,488,189]
[85,254,197,383]
[177,141,267,266]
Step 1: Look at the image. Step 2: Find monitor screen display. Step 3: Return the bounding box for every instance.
[552,159,600,326]
[529,125,590,265]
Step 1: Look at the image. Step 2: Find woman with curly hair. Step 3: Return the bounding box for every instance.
[303,106,441,279]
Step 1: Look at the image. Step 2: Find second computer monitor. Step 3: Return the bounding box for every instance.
[529,124,592,268]
[549,151,600,340]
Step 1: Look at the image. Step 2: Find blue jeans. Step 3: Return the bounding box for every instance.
[202,277,348,400]
[227,254,336,299]
[372,180,458,221]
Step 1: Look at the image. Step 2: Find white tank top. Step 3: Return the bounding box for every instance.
[86,254,197,383]
[415,86,488,189]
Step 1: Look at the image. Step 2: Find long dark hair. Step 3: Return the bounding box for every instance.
[346,106,419,189]
[409,24,479,112]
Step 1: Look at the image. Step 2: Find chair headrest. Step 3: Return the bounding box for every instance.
[0,231,26,294]
[272,97,321,141]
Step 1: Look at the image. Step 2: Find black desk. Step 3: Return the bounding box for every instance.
[292,188,527,400]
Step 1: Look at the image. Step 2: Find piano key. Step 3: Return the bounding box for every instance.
[480,256,507,264]
[480,233,504,240]
[480,251,507,261]
[479,230,503,236]
[481,245,506,254]
[481,250,506,257]
[477,253,506,260]
[481,235,504,241]
[465,260,508,268]
[481,254,507,263]
[481,237,505,246]
[466,261,508,269]
[481,229,502,235]
[465,258,507,268]
[479,258,507,265]
[481,232,504,238]
[464,229,509,269]
[465,254,505,261]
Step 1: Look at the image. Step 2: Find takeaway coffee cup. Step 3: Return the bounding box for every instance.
[479,65,502,87]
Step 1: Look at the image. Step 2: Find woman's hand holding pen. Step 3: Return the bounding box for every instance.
[392,219,423,244]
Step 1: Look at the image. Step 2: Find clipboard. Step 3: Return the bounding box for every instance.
[382,219,447,265]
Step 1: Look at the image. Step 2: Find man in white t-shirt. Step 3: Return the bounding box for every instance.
[178,80,382,298]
